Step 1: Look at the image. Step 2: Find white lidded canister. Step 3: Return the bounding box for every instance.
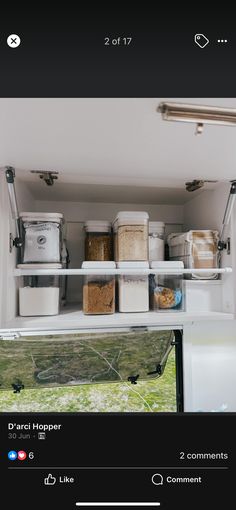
[117,261,149,312]
[167,230,219,279]
[113,211,149,261]
[82,261,116,315]
[150,261,184,312]
[149,221,165,262]
[18,263,62,316]
[84,220,113,261]
[20,212,64,264]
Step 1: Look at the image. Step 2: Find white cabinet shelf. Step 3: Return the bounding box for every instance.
[14,267,233,276]
[3,305,234,333]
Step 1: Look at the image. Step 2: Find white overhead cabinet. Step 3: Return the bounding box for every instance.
[0,98,236,412]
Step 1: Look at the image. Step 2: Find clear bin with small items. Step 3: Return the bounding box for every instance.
[150,261,184,312]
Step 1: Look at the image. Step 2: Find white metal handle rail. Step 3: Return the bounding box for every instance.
[14,267,232,276]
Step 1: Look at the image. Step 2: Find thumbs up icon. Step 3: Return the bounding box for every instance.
[44,473,56,486]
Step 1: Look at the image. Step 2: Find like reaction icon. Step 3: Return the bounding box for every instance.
[44,474,57,486]
[8,451,17,461]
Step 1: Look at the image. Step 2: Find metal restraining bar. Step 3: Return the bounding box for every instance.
[14,267,232,276]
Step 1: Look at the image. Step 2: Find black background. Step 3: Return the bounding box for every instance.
[2,413,235,508]
[0,6,235,97]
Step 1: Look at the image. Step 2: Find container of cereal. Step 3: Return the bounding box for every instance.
[113,211,149,261]
[84,221,113,261]
[151,261,184,312]
[82,261,115,315]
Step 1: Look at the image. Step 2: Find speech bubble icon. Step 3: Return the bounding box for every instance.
[152,473,164,486]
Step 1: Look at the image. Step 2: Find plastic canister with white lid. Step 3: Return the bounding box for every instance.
[113,211,149,261]
[20,212,63,222]
[17,263,62,316]
[150,261,184,312]
[149,221,165,261]
[117,261,149,312]
[82,261,116,315]
[84,221,111,232]
[84,221,112,261]
[20,212,64,264]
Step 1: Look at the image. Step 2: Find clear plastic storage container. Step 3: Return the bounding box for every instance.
[20,212,64,263]
[117,262,149,312]
[82,261,115,315]
[167,230,219,279]
[113,211,149,261]
[151,261,184,312]
[84,220,113,261]
[18,263,62,316]
[149,221,165,261]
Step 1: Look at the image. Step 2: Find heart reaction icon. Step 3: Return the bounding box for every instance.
[18,450,27,461]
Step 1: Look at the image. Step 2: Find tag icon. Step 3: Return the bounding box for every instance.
[194,34,209,48]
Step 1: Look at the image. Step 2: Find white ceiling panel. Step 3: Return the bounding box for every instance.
[0,98,235,201]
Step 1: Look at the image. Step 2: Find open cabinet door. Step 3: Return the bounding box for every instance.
[0,327,183,412]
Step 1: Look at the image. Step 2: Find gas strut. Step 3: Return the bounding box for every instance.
[218,180,236,252]
[5,166,23,248]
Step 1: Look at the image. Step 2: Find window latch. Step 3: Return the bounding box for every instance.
[12,382,25,394]
[128,374,139,385]
[147,364,163,376]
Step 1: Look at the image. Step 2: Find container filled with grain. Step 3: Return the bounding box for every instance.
[84,221,113,261]
[82,261,115,315]
[113,211,149,261]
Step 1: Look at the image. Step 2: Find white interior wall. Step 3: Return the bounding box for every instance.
[34,200,184,223]
[15,179,35,212]
[184,322,236,412]
[183,182,231,231]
